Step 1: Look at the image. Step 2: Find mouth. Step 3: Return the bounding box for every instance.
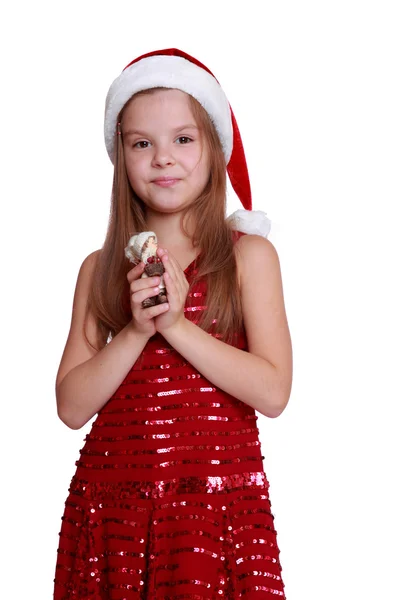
[152,177,180,187]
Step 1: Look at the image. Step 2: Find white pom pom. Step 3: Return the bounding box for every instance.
[227,209,272,238]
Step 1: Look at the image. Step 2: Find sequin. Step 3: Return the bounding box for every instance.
[100,397,245,414]
[184,305,206,313]
[80,440,260,457]
[53,231,286,599]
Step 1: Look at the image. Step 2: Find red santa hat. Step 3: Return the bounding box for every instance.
[104,48,271,237]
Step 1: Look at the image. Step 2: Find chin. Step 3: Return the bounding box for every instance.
[148,196,194,211]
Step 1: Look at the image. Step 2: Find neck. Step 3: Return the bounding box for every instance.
[145,210,197,251]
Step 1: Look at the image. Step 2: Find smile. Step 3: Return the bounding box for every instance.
[152,178,180,187]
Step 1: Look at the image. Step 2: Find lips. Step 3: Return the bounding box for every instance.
[152,177,180,187]
[153,177,179,182]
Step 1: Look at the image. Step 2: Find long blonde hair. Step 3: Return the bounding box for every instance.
[85,89,243,348]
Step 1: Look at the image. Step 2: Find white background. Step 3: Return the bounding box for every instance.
[1,1,399,598]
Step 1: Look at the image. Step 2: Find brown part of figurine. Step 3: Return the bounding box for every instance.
[144,262,165,277]
[141,261,168,308]
[142,291,168,308]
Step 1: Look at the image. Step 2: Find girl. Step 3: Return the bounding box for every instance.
[53,48,292,599]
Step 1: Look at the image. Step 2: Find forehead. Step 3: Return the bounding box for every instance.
[122,88,195,124]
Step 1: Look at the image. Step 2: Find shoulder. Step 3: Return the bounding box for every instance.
[72,249,102,313]
[234,233,280,288]
[80,249,101,273]
[234,232,277,256]
[76,249,101,286]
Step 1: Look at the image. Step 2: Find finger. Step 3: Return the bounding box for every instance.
[163,271,185,308]
[130,275,161,293]
[159,249,179,281]
[131,285,161,307]
[127,262,144,283]
[142,301,169,319]
[158,249,189,302]
[165,251,189,282]
[163,253,188,297]
[162,270,176,294]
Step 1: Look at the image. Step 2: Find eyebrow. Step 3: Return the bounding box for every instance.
[123,124,199,137]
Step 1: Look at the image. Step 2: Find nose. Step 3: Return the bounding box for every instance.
[151,143,176,168]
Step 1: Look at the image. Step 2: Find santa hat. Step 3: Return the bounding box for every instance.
[104,48,271,238]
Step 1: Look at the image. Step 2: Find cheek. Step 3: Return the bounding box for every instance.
[186,148,209,176]
[197,154,211,183]
[125,155,146,183]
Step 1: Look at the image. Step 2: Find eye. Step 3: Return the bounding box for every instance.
[176,136,192,144]
[133,140,151,149]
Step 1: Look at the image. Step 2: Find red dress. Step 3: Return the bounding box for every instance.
[53,234,286,599]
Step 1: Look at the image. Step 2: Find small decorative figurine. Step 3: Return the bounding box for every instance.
[125,232,168,308]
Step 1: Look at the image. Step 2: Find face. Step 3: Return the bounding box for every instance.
[121,89,210,216]
[147,236,157,253]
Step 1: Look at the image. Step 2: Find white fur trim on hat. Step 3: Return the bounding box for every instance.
[227,209,272,238]
[104,55,233,164]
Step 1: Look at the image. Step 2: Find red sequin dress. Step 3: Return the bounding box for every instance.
[53,233,286,599]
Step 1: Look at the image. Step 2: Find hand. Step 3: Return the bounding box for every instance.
[126,261,169,338]
[154,248,189,334]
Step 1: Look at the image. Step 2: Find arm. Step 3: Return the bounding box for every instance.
[56,252,150,430]
[160,235,293,418]
[57,327,149,431]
